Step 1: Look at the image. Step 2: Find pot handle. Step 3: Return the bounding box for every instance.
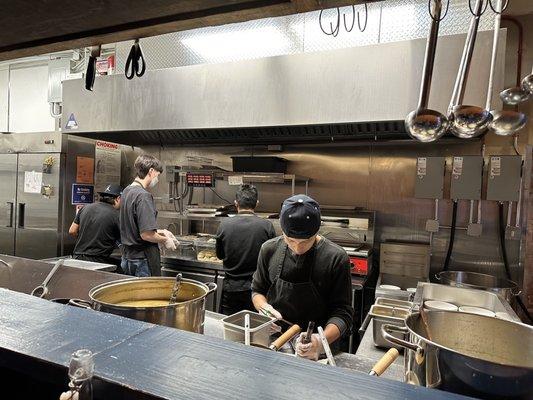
[68,299,93,309]
[512,287,522,296]
[206,282,217,295]
[381,324,420,352]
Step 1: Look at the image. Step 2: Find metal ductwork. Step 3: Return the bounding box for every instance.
[61,30,505,146]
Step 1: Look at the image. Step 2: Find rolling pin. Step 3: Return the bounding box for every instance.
[269,324,301,351]
[368,348,400,376]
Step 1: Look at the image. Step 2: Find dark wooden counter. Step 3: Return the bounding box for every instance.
[0,288,472,400]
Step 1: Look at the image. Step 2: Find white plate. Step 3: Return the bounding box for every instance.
[379,284,401,290]
[458,306,495,317]
[424,300,458,311]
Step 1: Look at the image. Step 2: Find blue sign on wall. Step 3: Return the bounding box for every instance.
[72,184,94,205]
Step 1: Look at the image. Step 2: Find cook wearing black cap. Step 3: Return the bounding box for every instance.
[69,183,122,265]
[251,194,353,361]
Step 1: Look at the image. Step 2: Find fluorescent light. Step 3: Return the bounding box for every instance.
[181,26,291,63]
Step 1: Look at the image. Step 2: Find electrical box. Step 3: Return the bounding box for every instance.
[165,165,180,183]
[486,156,522,202]
[414,157,445,199]
[450,156,483,200]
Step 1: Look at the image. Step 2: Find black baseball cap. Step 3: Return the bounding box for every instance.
[280,194,321,239]
[98,183,122,197]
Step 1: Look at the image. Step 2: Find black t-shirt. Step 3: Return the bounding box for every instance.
[215,213,276,292]
[252,236,354,335]
[73,202,120,257]
[120,184,158,259]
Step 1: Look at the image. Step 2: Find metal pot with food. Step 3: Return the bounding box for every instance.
[435,270,520,303]
[382,310,533,399]
[73,277,216,333]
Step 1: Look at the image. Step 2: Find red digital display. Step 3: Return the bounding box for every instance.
[186,173,214,187]
[349,257,368,275]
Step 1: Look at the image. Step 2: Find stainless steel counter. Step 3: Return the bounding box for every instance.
[204,311,404,381]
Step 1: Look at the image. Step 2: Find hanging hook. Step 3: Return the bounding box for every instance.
[343,5,356,33]
[488,0,509,14]
[468,0,490,16]
[319,8,341,37]
[357,2,368,32]
[428,0,450,22]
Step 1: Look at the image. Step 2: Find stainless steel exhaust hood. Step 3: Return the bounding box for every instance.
[62,30,505,146]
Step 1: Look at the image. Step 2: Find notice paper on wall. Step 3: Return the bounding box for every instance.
[24,171,42,193]
[95,140,121,193]
[76,156,94,184]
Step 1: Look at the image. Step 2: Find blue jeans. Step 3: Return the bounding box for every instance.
[121,257,151,277]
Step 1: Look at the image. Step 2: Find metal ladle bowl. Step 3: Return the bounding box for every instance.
[490,110,528,136]
[405,109,449,143]
[522,73,533,95]
[450,105,492,139]
[499,86,530,105]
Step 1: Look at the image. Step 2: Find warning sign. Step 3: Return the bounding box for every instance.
[65,113,78,130]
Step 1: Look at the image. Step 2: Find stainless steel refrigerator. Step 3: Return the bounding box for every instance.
[0,131,95,259]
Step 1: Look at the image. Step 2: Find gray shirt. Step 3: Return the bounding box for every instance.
[120,183,158,259]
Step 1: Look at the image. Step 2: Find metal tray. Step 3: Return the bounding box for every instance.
[413,282,520,321]
[369,305,410,349]
[221,310,275,347]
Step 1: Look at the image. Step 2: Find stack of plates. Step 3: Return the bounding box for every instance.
[458,306,496,317]
[424,300,458,312]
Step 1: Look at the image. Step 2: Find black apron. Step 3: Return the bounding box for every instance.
[266,242,328,330]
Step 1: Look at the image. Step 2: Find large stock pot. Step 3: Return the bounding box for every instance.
[382,310,533,399]
[74,277,216,333]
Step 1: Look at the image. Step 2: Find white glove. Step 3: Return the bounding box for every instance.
[59,391,79,400]
[159,230,178,250]
[295,332,324,361]
[259,303,283,334]
[260,303,283,320]
[165,238,177,250]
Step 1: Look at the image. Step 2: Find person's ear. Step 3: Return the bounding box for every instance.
[256,200,259,207]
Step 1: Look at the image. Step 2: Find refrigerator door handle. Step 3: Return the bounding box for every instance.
[6,202,14,227]
[18,203,25,228]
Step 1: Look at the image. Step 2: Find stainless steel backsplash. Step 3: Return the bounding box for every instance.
[127,140,522,285]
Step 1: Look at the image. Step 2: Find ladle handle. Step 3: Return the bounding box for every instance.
[449,0,484,111]
[485,0,502,111]
[269,324,301,351]
[369,348,400,376]
[417,0,442,109]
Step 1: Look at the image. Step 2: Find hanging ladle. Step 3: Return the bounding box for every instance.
[522,66,533,95]
[169,273,183,305]
[449,0,492,139]
[500,64,532,105]
[488,0,527,136]
[405,0,448,143]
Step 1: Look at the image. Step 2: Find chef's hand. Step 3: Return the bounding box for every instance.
[259,303,283,334]
[159,230,178,250]
[295,333,324,361]
[260,303,282,320]
[59,391,79,400]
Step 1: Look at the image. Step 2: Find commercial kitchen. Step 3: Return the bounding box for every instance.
[0,0,532,399]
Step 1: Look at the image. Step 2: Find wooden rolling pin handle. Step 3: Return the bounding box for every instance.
[270,324,301,351]
[369,348,399,376]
